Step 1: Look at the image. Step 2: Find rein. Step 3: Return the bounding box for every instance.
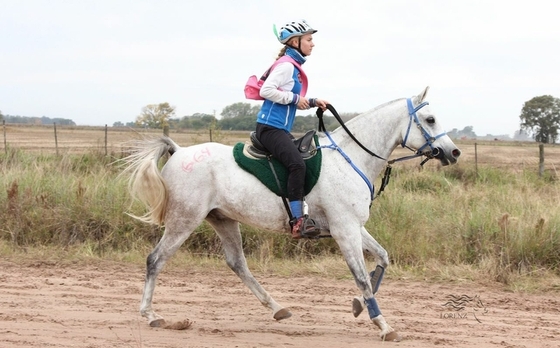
[315,100,444,204]
[317,105,385,161]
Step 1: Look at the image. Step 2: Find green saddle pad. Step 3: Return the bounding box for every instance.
[232,136,322,197]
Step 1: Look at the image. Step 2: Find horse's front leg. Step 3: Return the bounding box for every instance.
[353,226,390,318]
[361,226,389,268]
[332,223,401,342]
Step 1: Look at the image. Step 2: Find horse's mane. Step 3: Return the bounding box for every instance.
[328,98,404,133]
[365,98,403,114]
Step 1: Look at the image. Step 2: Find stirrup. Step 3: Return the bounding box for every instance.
[290,216,320,239]
[301,217,320,238]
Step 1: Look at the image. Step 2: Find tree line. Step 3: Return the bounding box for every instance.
[124,102,358,133]
[0,113,75,126]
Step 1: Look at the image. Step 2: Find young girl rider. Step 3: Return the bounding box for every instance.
[254,19,329,239]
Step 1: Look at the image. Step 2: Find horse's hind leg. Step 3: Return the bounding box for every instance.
[140,218,200,327]
[206,212,291,320]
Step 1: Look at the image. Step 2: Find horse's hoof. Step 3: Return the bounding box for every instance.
[273,308,292,320]
[149,318,166,327]
[382,331,402,342]
[352,297,364,318]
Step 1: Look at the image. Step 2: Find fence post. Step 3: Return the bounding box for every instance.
[474,142,478,177]
[54,122,59,156]
[3,120,6,155]
[539,143,544,177]
[104,124,108,156]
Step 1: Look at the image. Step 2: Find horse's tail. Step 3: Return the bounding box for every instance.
[119,136,181,225]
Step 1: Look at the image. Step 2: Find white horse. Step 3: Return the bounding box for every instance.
[121,86,460,341]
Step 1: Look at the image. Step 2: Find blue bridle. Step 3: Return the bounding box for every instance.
[402,98,447,155]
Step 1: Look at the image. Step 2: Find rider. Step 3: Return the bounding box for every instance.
[255,19,329,239]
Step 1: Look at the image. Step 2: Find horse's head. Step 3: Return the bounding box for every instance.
[400,86,461,166]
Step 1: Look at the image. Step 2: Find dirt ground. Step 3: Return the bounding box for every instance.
[1,257,559,348]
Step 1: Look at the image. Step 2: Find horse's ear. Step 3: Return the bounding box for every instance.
[418,86,430,102]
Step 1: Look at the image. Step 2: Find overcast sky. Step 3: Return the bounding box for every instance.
[2,0,559,136]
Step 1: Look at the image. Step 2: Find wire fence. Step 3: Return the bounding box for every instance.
[395,139,560,174]
[1,122,249,156]
[3,122,560,175]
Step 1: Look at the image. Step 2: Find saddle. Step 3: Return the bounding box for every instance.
[232,130,322,197]
[247,130,318,160]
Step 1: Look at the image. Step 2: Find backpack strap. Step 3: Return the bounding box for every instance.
[260,56,308,97]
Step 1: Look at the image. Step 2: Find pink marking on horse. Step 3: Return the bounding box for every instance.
[181,147,211,173]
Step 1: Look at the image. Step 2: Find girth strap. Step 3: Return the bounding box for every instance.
[265,157,294,222]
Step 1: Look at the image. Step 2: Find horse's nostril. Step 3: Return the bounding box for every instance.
[452,149,461,158]
[432,147,441,158]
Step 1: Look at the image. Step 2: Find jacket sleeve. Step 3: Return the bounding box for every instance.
[259,62,299,105]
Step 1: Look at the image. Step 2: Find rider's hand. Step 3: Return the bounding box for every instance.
[314,99,329,111]
[298,97,330,111]
[297,97,310,110]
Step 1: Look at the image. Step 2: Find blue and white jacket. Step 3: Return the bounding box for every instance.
[256,48,308,132]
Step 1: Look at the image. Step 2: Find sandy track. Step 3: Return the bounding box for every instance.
[0,257,558,348]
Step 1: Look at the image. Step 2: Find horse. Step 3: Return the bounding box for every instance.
[121,86,461,341]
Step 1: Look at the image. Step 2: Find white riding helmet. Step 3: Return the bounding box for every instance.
[275,19,317,44]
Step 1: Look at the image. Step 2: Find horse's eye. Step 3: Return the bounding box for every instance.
[426,117,435,124]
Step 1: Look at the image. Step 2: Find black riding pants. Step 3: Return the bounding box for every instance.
[256,123,305,201]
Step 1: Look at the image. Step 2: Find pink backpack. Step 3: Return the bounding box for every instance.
[244,56,308,100]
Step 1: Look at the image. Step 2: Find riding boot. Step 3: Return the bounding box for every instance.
[289,200,320,239]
